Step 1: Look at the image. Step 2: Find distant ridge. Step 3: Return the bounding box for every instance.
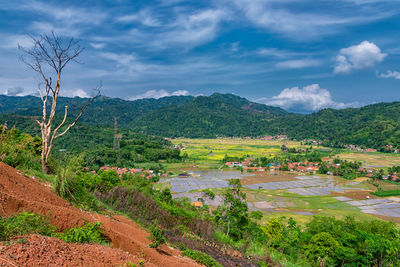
[0,94,399,149]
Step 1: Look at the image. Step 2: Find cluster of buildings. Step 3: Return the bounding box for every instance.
[172,144,185,151]
[345,144,377,153]
[383,145,399,153]
[225,160,321,173]
[287,162,320,173]
[260,135,288,140]
[98,165,155,178]
[388,173,400,181]
[301,139,322,146]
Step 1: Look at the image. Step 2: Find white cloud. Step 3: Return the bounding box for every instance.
[276,59,321,69]
[25,0,106,26]
[225,0,396,40]
[103,8,228,50]
[257,84,353,112]
[378,70,400,79]
[100,52,137,66]
[89,43,105,49]
[62,88,90,98]
[256,47,303,58]
[5,86,24,96]
[8,1,107,37]
[0,34,32,49]
[129,89,189,100]
[334,41,387,74]
[30,21,81,37]
[161,9,226,48]
[116,9,161,27]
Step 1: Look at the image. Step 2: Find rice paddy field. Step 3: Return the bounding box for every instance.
[172,138,315,162]
[160,138,400,226]
[336,151,400,168]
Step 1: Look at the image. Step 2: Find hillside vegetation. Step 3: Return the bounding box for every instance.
[1,93,399,149]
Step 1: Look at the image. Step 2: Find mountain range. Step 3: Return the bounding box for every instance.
[0,93,399,149]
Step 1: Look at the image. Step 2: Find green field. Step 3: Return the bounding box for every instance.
[172,138,321,162]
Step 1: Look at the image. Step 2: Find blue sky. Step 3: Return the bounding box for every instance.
[0,0,399,113]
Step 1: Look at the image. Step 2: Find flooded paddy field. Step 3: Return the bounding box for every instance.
[158,169,400,224]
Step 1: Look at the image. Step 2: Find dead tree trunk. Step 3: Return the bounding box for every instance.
[19,32,99,173]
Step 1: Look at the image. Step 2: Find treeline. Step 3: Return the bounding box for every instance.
[278,102,400,150]
[1,94,400,150]
[0,94,193,128]
[0,121,181,169]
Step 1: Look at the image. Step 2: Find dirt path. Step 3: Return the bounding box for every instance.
[0,162,201,266]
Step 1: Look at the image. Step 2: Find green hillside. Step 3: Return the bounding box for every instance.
[1,93,399,149]
[0,94,193,127]
[131,93,288,137]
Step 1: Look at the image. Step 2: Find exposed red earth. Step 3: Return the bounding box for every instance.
[0,162,201,266]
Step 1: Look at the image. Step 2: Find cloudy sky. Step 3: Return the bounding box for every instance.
[0,0,399,113]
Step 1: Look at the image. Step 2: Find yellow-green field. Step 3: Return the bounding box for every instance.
[172,138,315,162]
[336,151,400,167]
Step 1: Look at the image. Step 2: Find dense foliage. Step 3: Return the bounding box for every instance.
[0,125,42,171]
[1,94,399,149]
[0,94,193,128]
[132,93,286,137]
[0,119,181,169]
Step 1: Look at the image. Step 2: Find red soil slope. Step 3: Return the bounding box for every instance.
[0,162,200,266]
[0,234,138,266]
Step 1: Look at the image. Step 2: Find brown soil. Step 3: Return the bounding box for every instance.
[241,171,296,185]
[0,162,200,267]
[0,234,139,267]
[331,191,376,199]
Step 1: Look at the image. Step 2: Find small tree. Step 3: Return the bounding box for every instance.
[213,179,249,240]
[19,32,99,173]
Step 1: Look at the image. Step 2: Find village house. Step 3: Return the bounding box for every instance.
[99,165,154,178]
[225,162,243,167]
[287,162,319,173]
[190,201,203,207]
[244,166,266,172]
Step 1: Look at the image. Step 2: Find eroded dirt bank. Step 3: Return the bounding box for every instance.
[0,162,200,266]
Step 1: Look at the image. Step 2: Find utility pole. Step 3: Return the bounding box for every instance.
[113,118,122,150]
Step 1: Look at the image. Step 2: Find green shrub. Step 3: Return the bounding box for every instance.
[0,212,56,241]
[0,212,108,246]
[54,175,100,210]
[58,222,108,245]
[148,224,166,248]
[182,249,222,267]
[97,170,121,192]
[0,127,41,171]
[158,188,172,203]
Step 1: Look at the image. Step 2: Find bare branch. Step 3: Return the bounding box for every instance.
[54,88,100,139]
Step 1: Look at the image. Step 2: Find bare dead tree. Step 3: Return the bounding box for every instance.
[19,32,100,173]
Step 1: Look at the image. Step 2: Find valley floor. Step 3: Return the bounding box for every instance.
[163,138,400,226]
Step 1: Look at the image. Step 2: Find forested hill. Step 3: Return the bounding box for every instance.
[131,93,289,137]
[279,102,400,149]
[0,94,193,127]
[0,93,399,149]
